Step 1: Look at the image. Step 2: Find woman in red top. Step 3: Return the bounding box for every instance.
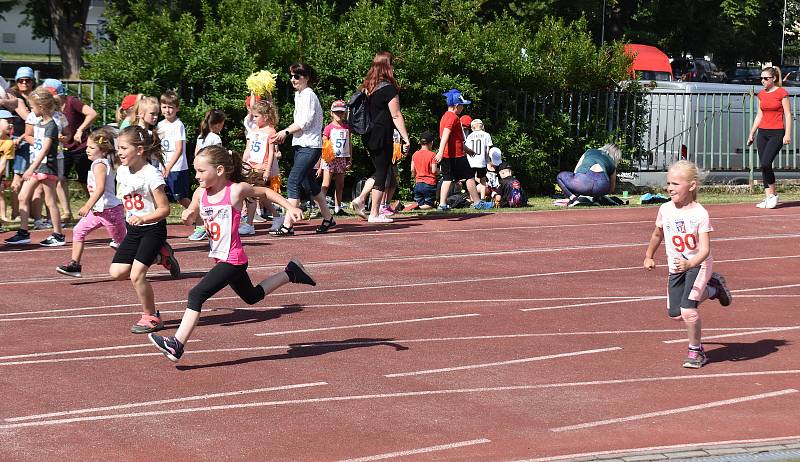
[747,66,792,209]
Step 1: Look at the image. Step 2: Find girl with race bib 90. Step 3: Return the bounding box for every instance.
[643,160,733,369]
[241,100,281,235]
[110,126,180,334]
[148,145,315,362]
[57,127,127,277]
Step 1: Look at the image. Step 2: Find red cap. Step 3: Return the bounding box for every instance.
[460,115,473,127]
[120,94,139,110]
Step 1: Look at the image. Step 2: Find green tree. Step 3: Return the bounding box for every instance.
[19,0,91,78]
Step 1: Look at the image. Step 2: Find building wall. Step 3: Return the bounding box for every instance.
[0,1,106,55]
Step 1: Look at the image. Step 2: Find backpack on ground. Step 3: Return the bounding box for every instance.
[501,178,528,208]
[446,192,471,209]
[346,81,390,135]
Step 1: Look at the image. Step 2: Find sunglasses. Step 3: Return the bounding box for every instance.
[290,73,305,80]
[761,76,774,81]
[17,78,33,84]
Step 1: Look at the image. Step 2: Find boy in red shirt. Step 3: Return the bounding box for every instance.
[410,131,438,209]
[435,89,491,211]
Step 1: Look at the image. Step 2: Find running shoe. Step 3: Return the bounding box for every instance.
[708,272,732,307]
[379,205,395,216]
[109,240,120,249]
[334,209,349,217]
[33,218,52,230]
[40,232,66,247]
[56,260,82,278]
[131,311,164,334]
[251,213,268,223]
[350,197,367,219]
[188,226,208,241]
[159,242,181,279]
[148,334,184,362]
[238,222,256,236]
[5,229,31,245]
[682,347,708,369]
[368,214,393,223]
[437,204,451,212]
[766,194,779,209]
[285,258,317,286]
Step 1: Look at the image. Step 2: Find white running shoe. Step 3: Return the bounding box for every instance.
[367,214,393,223]
[238,222,256,235]
[350,197,367,219]
[109,240,120,249]
[766,194,779,209]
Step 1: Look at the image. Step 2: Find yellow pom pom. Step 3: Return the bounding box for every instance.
[246,70,277,97]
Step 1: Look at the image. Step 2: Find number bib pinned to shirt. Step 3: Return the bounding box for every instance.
[201,204,233,261]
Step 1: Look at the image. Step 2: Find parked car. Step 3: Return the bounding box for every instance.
[729,67,761,85]
[783,70,800,87]
[624,44,673,82]
[671,58,727,83]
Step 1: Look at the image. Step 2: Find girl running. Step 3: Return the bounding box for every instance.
[643,160,733,369]
[110,125,180,334]
[57,127,127,277]
[148,145,315,362]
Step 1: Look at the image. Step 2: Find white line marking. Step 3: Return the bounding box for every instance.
[549,389,798,432]
[338,439,491,462]
[3,375,799,430]
[509,434,800,462]
[254,314,480,336]
[0,340,201,360]
[384,347,622,378]
[0,310,185,322]
[5,382,327,422]
[662,326,800,343]
[520,296,662,312]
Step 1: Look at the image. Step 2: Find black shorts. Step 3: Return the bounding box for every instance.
[472,167,487,180]
[63,150,92,184]
[440,156,473,182]
[112,220,167,266]
[667,267,700,317]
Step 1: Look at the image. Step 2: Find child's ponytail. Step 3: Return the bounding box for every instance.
[119,125,165,167]
[195,145,249,183]
[198,109,226,141]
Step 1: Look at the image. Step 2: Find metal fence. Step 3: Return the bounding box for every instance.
[61,80,113,125]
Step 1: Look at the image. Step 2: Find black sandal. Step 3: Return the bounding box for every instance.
[269,224,294,236]
[315,217,336,234]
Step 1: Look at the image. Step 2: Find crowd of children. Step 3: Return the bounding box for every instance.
[0,67,735,369]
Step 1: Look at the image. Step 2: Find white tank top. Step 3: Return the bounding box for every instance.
[87,159,122,212]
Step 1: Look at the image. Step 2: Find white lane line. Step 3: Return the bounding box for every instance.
[384,347,622,378]
[338,439,491,462]
[0,340,201,360]
[520,296,662,312]
[0,310,185,322]
[4,230,800,287]
[5,382,327,422]
[0,296,638,318]
[510,434,800,462]
[4,375,799,430]
[550,389,798,432]
[662,326,800,343]
[254,314,480,337]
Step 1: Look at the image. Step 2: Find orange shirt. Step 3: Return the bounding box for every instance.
[758,87,789,129]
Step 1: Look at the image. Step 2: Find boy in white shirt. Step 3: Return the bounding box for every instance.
[157,90,190,208]
[465,118,492,199]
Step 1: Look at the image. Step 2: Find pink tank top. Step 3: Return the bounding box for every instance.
[200,182,248,265]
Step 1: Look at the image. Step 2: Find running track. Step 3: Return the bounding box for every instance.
[1,203,799,461]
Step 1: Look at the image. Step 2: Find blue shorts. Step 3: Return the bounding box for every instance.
[13,143,31,175]
[165,170,191,202]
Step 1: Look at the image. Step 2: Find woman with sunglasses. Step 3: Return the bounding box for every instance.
[270,62,334,236]
[7,67,43,222]
[747,66,792,209]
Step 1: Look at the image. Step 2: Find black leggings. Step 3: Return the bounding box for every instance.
[757,128,785,186]
[368,144,392,192]
[187,262,265,312]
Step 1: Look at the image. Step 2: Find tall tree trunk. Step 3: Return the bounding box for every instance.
[47,0,91,79]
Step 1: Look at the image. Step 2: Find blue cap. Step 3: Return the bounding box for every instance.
[42,78,65,96]
[0,109,14,119]
[443,88,471,106]
[14,67,35,82]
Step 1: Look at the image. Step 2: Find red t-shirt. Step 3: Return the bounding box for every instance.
[757,87,789,130]
[412,149,437,185]
[439,111,464,158]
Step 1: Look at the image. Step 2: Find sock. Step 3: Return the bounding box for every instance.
[689,344,702,350]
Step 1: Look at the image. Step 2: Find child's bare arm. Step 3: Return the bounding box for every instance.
[181,187,203,225]
[643,226,664,270]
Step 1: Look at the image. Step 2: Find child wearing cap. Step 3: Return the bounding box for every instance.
[492,162,528,208]
[410,130,438,210]
[486,146,503,196]
[465,118,493,199]
[319,99,352,216]
[117,94,143,130]
[0,110,15,226]
[435,89,491,211]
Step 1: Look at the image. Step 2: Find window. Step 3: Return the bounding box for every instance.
[2,33,15,44]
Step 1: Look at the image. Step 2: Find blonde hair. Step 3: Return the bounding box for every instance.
[669,160,702,200]
[29,87,58,117]
[251,100,279,127]
[763,66,783,87]
[136,97,160,127]
[601,143,622,165]
[88,127,119,169]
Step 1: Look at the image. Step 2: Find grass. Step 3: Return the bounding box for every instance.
[0,52,61,63]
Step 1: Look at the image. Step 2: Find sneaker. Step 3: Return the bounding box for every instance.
[5,229,31,245]
[437,204,451,212]
[131,311,164,334]
[756,198,767,208]
[350,197,367,219]
[766,194,779,209]
[148,334,184,362]
[379,205,395,216]
[33,218,52,230]
[109,240,120,249]
[159,242,181,279]
[56,260,82,278]
[708,272,732,307]
[334,209,349,217]
[40,232,66,247]
[238,222,256,236]
[252,213,268,223]
[682,348,708,369]
[368,214,393,223]
[188,226,208,241]
[472,201,493,210]
[285,258,317,286]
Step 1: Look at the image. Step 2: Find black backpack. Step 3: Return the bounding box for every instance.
[347,81,390,135]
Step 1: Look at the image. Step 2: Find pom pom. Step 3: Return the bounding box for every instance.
[246,70,277,97]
